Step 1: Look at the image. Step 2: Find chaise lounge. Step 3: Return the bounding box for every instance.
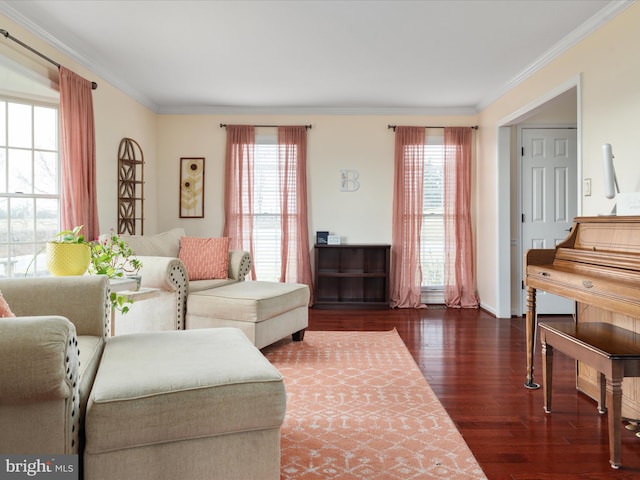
[118,228,309,348]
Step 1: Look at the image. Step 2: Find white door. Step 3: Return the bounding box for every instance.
[521,128,577,314]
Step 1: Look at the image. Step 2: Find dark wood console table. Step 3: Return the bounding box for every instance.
[540,321,640,469]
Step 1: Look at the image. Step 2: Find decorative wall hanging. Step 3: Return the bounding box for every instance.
[340,169,360,192]
[180,157,205,218]
[118,138,144,234]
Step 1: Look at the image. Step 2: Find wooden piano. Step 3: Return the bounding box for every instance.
[524,216,640,418]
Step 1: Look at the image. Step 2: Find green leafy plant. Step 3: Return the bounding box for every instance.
[89,229,143,315]
[110,291,133,315]
[51,225,89,244]
[28,226,142,315]
[89,229,142,278]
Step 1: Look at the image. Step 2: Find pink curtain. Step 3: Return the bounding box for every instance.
[390,127,426,309]
[58,66,99,240]
[444,127,479,308]
[277,127,314,298]
[223,125,256,277]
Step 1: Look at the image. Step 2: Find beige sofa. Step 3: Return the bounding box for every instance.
[0,276,286,480]
[118,228,308,348]
[0,275,110,455]
[115,228,251,334]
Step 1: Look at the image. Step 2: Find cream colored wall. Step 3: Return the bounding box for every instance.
[157,114,478,243]
[0,14,158,237]
[92,83,158,235]
[520,88,577,125]
[477,2,640,315]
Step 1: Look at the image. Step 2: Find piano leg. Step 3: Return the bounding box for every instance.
[541,340,553,413]
[525,286,541,389]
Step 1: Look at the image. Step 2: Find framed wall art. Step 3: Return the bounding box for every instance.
[179,157,205,218]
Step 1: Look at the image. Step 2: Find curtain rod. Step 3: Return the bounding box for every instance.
[220,123,311,130]
[1,28,98,90]
[387,125,478,131]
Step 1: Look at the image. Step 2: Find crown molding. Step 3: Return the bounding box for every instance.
[0,1,160,111]
[476,0,635,112]
[2,0,633,117]
[156,104,479,116]
[0,2,476,116]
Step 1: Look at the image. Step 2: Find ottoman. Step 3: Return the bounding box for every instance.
[84,328,286,480]
[185,281,309,349]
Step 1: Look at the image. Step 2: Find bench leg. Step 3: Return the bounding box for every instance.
[607,365,623,469]
[598,372,607,414]
[541,340,553,413]
[292,328,306,342]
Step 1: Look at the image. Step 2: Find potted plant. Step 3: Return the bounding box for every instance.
[46,225,92,276]
[89,229,143,287]
[89,230,143,316]
[28,225,142,315]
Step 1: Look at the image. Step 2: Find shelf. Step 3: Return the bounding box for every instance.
[118,137,144,235]
[314,244,390,310]
[317,271,386,277]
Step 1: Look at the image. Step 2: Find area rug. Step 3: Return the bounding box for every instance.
[262,329,487,480]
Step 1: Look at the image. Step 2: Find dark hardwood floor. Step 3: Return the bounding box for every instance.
[307,307,640,480]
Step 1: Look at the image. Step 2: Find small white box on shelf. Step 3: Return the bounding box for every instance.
[327,235,341,245]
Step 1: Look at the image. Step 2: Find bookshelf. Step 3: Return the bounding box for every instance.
[314,244,390,309]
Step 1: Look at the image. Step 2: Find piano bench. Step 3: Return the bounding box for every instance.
[539,321,640,469]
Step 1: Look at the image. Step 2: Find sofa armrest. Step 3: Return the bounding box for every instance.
[0,276,109,338]
[136,256,188,291]
[0,316,79,402]
[229,250,252,281]
[135,256,188,329]
[0,316,81,454]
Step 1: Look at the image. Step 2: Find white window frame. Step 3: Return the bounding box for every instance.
[421,133,445,303]
[252,133,281,281]
[0,95,60,278]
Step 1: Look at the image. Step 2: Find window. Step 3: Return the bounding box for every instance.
[226,125,309,286]
[252,134,281,281]
[0,98,59,277]
[421,134,445,289]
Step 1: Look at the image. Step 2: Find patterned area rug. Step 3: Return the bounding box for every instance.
[262,329,487,480]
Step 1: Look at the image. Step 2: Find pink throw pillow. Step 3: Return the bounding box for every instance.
[179,237,230,281]
[0,290,15,318]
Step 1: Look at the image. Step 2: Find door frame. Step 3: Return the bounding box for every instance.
[495,74,583,318]
[516,125,577,316]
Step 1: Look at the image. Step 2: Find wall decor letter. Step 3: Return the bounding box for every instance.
[340,169,360,192]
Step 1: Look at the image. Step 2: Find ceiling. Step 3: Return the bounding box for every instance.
[0,0,632,114]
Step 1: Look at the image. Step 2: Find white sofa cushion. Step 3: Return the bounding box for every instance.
[187,281,309,323]
[119,228,185,257]
[85,328,286,452]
